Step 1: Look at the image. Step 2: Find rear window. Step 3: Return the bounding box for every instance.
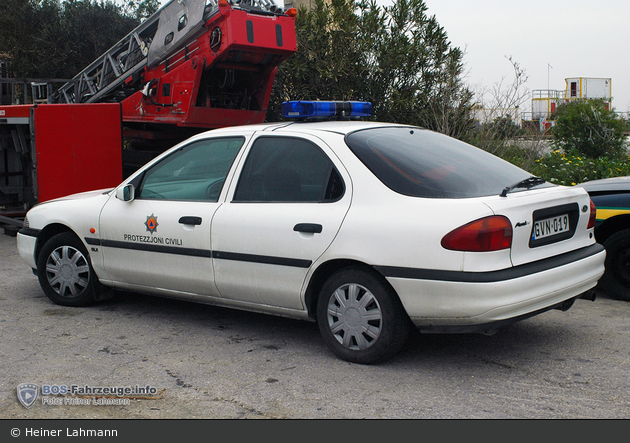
[345,127,533,198]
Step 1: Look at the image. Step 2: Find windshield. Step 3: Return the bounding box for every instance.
[345,127,539,198]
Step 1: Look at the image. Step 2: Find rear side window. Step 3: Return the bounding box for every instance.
[233,136,344,203]
[345,127,532,198]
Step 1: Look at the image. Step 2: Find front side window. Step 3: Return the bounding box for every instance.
[137,137,244,201]
[345,127,539,198]
[233,136,344,203]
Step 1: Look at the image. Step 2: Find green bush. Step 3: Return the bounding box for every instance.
[550,99,627,159]
[483,116,525,140]
[466,99,630,185]
[527,150,630,186]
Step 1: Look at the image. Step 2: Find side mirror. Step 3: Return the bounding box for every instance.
[116,184,135,202]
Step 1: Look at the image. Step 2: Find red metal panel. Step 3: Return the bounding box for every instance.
[118,7,296,133]
[0,104,32,120]
[224,10,297,51]
[33,104,122,202]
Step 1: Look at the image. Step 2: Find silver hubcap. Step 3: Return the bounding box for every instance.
[45,246,90,297]
[326,283,382,350]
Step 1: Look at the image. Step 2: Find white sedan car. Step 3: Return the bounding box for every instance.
[17,101,606,364]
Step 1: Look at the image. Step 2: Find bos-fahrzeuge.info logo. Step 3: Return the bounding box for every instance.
[17,383,160,408]
[17,383,39,408]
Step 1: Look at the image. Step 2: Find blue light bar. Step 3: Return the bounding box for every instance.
[282,101,372,119]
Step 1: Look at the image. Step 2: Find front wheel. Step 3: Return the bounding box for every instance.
[599,229,630,301]
[316,267,412,364]
[37,232,99,307]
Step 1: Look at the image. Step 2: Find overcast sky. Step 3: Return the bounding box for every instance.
[157,0,630,115]
[421,0,630,115]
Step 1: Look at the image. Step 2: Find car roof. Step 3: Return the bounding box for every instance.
[272,120,410,134]
[577,176,630,193]
[199,120,415,138]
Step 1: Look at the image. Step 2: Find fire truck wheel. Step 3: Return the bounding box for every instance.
[37,232,99,307]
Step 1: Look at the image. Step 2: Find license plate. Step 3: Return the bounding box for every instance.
[532,214,570,240]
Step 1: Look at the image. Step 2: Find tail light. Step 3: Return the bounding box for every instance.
[441,216,513,252]
[588,199,597,229]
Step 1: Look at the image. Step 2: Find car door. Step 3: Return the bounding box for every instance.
[97,136,246,296]
[210,133,352,310]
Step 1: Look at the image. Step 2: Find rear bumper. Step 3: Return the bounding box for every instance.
[376,243,606,331]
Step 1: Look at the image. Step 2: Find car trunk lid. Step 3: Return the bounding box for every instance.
[483,185,595,267]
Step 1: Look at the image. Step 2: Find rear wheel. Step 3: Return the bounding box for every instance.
[37,232,99,307]
[316,267,411,364]
[599,229,630,301]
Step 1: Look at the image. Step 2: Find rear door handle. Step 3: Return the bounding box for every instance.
[179,216,202,226]
[294,223,322,234]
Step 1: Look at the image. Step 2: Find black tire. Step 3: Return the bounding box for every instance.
[316,267,412,364]
[37,232,99,307]
[599,228,630,301]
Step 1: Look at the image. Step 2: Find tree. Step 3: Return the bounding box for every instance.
[269,0,475,137]
[467,57,530,146]
[551,99,627,159]
[463,57,551,173]
[0,0,157,80]
[119,0,160,21]
[0,0,62,78]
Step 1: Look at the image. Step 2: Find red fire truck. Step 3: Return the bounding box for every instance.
[0,0,297,233]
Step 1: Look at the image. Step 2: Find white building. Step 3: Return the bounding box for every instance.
[531,77,612,121]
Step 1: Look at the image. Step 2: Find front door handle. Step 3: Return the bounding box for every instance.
[294,223,322,234]
[179,216,202,226]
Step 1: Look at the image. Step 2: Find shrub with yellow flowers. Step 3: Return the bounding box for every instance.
[527,149,630,186]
